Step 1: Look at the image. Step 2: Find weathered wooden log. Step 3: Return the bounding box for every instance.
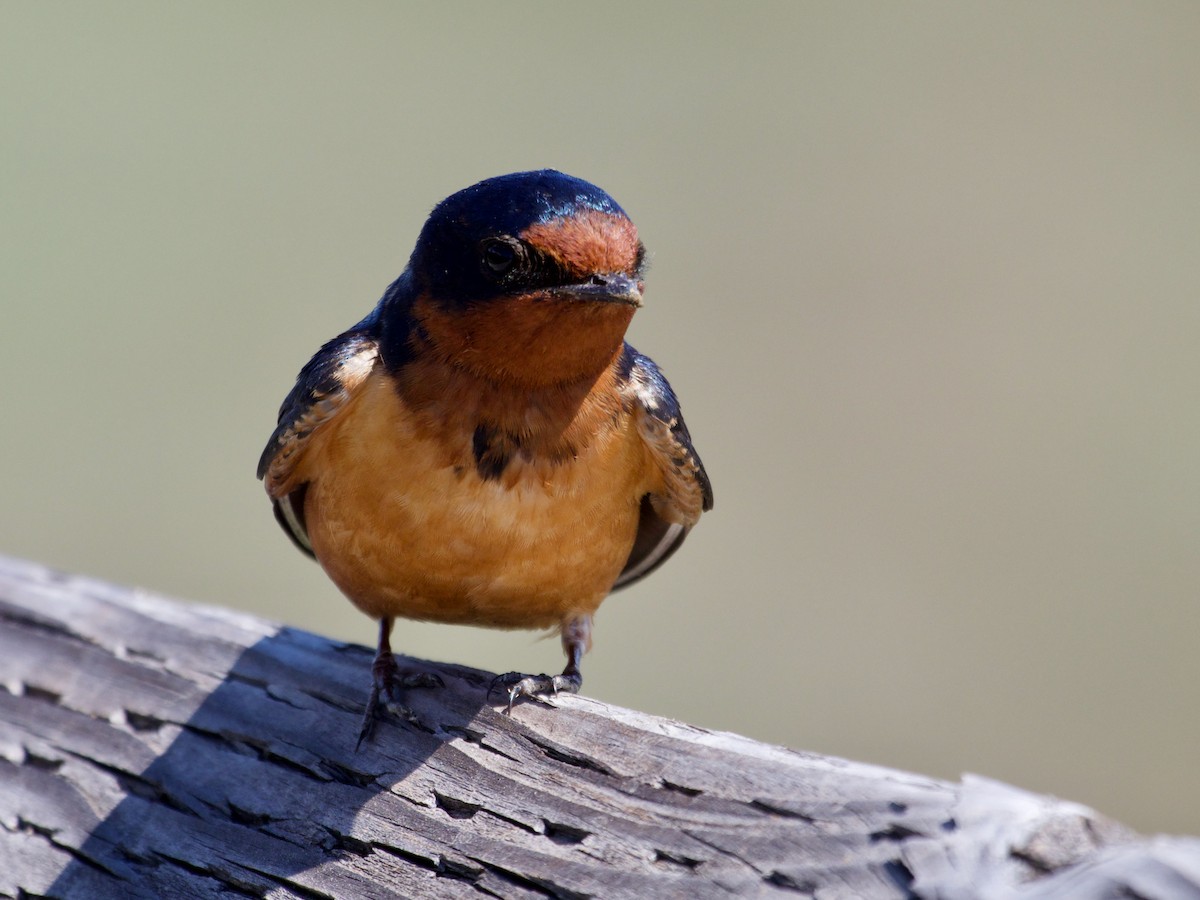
[0,555,1196,899]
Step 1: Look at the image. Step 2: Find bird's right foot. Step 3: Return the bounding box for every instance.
[356,652,443,750]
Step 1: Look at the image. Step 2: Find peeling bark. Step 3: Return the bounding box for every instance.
[0,556,1196,899]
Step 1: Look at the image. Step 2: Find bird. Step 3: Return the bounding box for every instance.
[257,170,712,747]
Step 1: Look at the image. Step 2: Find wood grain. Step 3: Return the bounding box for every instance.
[0,555,1196,899]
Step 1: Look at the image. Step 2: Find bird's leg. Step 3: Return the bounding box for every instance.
[491,614,591,714]
[357,617,443,749]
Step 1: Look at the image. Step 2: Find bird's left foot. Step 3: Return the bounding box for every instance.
[489,670,582,715]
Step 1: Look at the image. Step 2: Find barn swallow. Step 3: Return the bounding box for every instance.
[257,170,712,746]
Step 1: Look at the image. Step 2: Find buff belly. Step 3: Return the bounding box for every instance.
[299,376,653,629]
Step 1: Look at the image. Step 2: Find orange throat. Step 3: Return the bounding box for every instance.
[411,291,635,388]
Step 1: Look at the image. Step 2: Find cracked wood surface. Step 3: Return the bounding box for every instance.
[0,556,1198,899]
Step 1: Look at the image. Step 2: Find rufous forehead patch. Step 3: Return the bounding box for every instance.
[521,209,641,278]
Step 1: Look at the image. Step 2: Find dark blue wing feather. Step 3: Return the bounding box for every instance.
[257,305,385,557]
[614,344,712,590]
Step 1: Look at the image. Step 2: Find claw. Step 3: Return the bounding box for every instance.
[356,618,443,750]
[357,668,441,749]
[489,615,590,715]
[404,672,445,690]
[491,671,582,715]
[487,673,507,701]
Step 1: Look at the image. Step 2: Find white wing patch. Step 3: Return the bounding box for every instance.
[276,491,313,555]
[613,521,685,589]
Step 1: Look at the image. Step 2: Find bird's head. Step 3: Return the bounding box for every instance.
[403,170,646,387]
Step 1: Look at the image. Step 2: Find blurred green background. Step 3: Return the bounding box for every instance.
[3,2,1198,836]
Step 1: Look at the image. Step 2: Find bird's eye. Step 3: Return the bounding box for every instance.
[481,239,520,277]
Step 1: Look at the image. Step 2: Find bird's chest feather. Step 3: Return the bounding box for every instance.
[299,368,656,627]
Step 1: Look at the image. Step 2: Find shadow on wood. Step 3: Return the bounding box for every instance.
[0,555,1197,899]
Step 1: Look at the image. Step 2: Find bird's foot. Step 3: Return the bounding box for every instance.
[356,653,444,750]
[489,670,582,715]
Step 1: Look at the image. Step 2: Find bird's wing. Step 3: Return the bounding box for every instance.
[614,345,713,590]
[256,325,381,557]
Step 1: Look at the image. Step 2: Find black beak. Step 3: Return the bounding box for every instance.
[551,273,644,307]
